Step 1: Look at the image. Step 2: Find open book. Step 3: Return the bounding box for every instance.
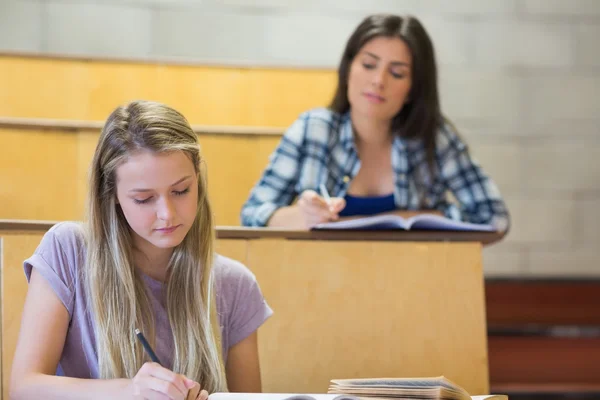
[313,213,494,232]
[209,376,507,400]
[208,395,505,400]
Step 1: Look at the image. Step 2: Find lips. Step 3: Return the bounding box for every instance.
[363,92,385,103]
[155,225,180,233]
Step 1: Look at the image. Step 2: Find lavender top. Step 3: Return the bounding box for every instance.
[23,221,273,379]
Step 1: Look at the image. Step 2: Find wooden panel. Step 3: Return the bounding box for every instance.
[0,55,336,127]
[0,129,80,221]
[0,58,90,120]
[0,128,280,225]
[488,336,600,384]
[201,134,279,226]
[1,232,45,400]
[215,239,248,266]
[246,239,489,395]
[246,69,336,127]
[85,63,166,121]
[486,281,600,326]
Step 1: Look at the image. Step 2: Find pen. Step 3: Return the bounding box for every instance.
[319,183,331,201]
[135,328,162,365]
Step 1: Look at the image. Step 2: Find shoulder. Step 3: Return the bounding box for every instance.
[39,221,87,259]
[212,254,258,291]
[435,119,469,158]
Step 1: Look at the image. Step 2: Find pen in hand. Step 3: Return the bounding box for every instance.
[135,328,162,365]
[319,183,336,214]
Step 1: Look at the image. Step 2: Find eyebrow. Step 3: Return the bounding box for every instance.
[128,175,192,193]
[363,51,410,67]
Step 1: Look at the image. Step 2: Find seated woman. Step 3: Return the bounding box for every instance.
[10,100,273,400]
[241,14,510,232]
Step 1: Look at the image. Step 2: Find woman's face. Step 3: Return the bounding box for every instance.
[115,150,199,254]
[347,36,413,123]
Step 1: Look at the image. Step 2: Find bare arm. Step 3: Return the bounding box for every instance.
[10,269,197,400]
[224,332,262,393]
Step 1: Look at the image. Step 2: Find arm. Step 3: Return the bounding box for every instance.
[10,270,197,400]
[438,127,510,232]
[224,332,262,393]
[240,116,306,227]
[9,269,131,400]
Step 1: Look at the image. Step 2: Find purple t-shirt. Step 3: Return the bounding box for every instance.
[23,221,273,379]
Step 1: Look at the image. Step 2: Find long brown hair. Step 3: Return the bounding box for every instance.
[330,14,443,174]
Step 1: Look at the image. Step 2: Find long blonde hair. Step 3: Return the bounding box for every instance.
[85,100,226,391]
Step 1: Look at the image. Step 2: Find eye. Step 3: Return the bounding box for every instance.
[133,197,153,205]
[362,63,376,70]
[174,187,190,196]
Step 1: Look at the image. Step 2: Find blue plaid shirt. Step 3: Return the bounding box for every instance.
[241,108,510,230]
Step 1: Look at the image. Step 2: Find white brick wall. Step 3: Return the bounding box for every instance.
[521,0,600,16]
[524,142,600,192]
[0,1,43,52]
[0,0,599,277]
[578,198,600,248]
[526,76,600,123]
[438,68,522,121]
[576,24,600,67]
[46,2,153,57]
[506,195,576,245]
[528,250,600,277]
[473,21,573,67]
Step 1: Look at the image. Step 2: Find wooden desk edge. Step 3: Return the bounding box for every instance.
[0,220,503,245]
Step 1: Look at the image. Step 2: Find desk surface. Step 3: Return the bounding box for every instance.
[0,219,503,244]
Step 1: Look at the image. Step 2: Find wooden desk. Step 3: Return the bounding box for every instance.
[1,220,500,399]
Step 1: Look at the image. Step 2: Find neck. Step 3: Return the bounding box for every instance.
[350,110,393,148]
[132,236,173,282]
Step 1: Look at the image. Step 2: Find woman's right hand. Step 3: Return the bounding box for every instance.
[297,190,346,228]
[131,362,202,400]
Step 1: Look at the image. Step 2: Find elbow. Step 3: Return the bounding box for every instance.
[9,379,26,400]
[9,372,41,400]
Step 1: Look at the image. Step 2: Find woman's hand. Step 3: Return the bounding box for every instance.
[131,362,202,400]
[297,190,346,228]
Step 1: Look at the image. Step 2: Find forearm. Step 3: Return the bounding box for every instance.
[10,374,132,400]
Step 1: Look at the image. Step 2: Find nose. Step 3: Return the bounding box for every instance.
[156,197,175,221]
[371,67,386,89]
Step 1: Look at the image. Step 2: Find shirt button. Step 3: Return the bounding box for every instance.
[399,174,406,180]
[343,175,350,183]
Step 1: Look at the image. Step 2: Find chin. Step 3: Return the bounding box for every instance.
[149,234,186,249]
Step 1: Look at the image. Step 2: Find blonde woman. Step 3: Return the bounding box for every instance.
[10,100,273,400]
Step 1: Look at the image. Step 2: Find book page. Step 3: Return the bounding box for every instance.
[407,214,495,232]
[312,214,408,230]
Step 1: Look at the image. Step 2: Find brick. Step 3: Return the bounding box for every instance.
[527,250,600,277]
[521,0,600,16]
[439,67,522,121]
[504,194,575,244]
[0,0,43,52]
[526,76,600,123]
[576,24,600,67]
[45,2,152,58]
[523,141,600,191]
[483,243,524,277]
[473,21,573,67]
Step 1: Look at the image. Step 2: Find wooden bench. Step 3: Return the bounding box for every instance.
[486,279,600,399]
